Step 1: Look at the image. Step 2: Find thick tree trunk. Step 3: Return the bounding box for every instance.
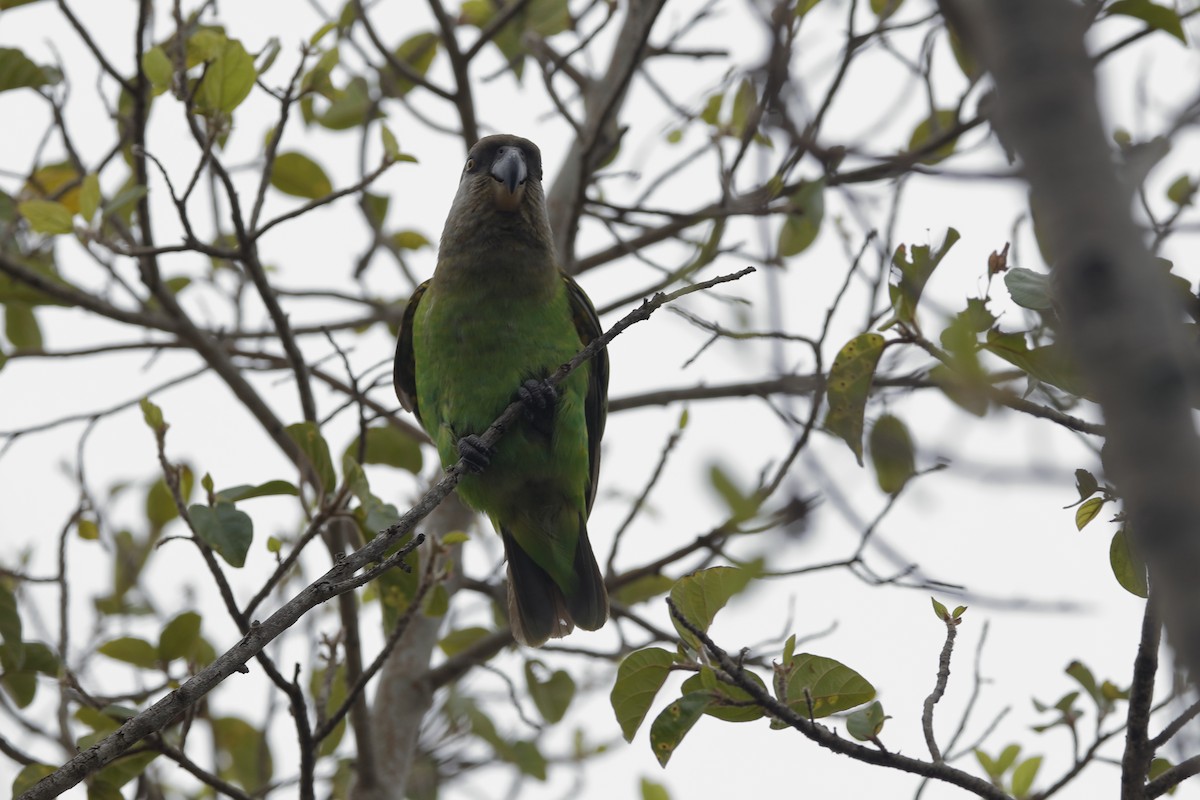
[954,0,1200,672]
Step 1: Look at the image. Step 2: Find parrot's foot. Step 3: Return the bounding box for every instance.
[518,378,558,419]
[456,434,493,473]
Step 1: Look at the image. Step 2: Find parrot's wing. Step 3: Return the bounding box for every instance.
[393,279,430,423]
[563,272,609,512]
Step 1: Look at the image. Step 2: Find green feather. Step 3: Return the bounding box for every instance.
[394,134,609,645]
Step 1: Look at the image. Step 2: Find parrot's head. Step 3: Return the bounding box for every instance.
[444,133,549,244]
[459,134,544,214]
[441,135,554,261]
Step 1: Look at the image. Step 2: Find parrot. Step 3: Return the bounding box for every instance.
[393,134,610,646]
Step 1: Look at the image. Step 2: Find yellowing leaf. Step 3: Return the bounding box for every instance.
[649,692,710,767]
[25,162,82,212]
[17,200,73,235]
[824,333,886,465]
[781,652,875,718]
[1074,496,1105,530]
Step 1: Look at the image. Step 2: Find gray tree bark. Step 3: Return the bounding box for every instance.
[953,0,1200,673]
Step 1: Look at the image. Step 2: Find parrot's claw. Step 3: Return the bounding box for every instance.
[518,378,558,419]
[456,435,493,473]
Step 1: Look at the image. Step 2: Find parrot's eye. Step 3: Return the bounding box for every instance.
[465,158,475,171]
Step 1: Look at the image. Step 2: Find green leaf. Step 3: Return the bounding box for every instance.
[78,518,99,540]
[270,152,333,199]
[390,230,431,250]
[730,78,756,137]
[211,716,273,789]
[140,46,172,93]
[1075,497,1106,530]
[1004,267,1054,310]
[78,174,101,221]
[1149,758,1174,794]
[931,597,950,621]
[91,752,158,795]
[669,565,758,647]
[4,303,41,349]
[139,397,165,433]
[158,611,201,662]
[649,692,710,767]
[309,664,347,756]
[102,184,148,220]
[421,583,448,617]
[908,109,959,165]
[0,47,54,93]
[1074,469,1099,501]
[680,669,766,722]
[438,626,491,658]
[380,32,440,97]
[847,700,889,740]
[98,636,159,669]
[869,414,915,494]
[198,39,257,114]
[12,764,56,796]
[1111,526,1149,598]
[286,421,337,492]
[18,199,73,235]
[782,653,875,718]
[883,228,960,328]
[823,333,886,464]
[708,464,759,523]
[614,574,674,606]
[1106,0,1186,43]
[0,585,21,666]
[641,778,671,800]
[778,180,825,257]
[985,335,1089,398]
[870,0,904,18]
[347,425,423,473]
[1166,175,1196,207]
[317,76,373,130]
[214,480,299,502]
[510,739,547,779]
[146,467,193,530]
[610,647,675,742]
[381,125,400,160]
[189,503,254,568]
[700,91,724,126]
[947,24,980,80]
[1010,755,1042,797]
[525,660,576,723]
[1065,660,1099,702]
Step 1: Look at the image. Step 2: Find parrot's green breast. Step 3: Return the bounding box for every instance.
[411,270,592,586]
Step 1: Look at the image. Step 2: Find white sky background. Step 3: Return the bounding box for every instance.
[2,0,1200,798]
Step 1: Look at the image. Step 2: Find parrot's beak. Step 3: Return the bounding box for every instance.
[490,146,528,212]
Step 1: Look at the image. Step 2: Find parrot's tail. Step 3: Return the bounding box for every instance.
[502,519,609,647]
